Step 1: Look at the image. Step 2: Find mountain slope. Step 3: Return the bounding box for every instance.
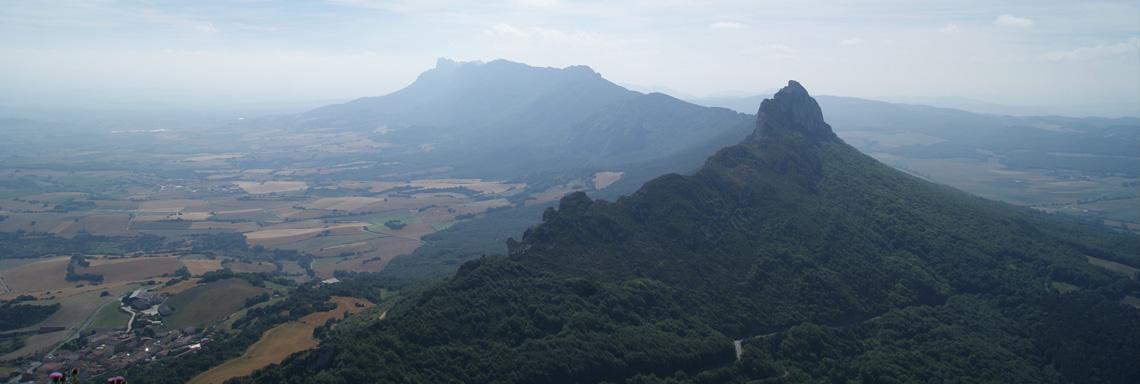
[277,59,752,180]
[693,94,1140,177]
[245,82,1140,384]
[297,58,638,133]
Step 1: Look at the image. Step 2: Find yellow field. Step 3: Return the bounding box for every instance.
[83,257,184,283]
[188,297,373,384]
[312,237,420,278]
[186,322,318,384]
[299,296,375,326]
[154,278,201,295]
[304,197,385,211]
[181,258,224,276]
[0,256,72,293]
[244,223,367,247]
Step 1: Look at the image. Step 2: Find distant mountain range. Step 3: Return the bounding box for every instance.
[277,59,754,189]
[286,59,1138,279]
[692,93,1140,178]
[280,59,1140,187]
[245,81,1140,384]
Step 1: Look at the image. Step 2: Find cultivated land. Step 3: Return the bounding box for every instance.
[0,257,72,293]
[185,322,318,384]
[187,296,375,384]
[161,279,269,330]
[0,158,588,283]
[82,257,185,283]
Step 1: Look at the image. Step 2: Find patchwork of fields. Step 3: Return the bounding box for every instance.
[0,160,607,365]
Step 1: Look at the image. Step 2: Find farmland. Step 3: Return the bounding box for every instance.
[161,279,269,330]
[1,111,1132,380]
[186,322,318,384]
[187,296,375,384]
[82,257,185,283]
[299,296,375,326]
[0,147,620,286]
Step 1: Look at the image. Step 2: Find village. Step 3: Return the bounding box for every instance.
[18,287,214,382]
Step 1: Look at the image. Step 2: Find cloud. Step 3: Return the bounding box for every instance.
[709,21,747,30]
[939,23,960,33]
[839,37,865,46]
[1042,37,1140,61]
[994,14,1033,28]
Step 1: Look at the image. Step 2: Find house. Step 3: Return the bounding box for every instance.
[126,289,160,310]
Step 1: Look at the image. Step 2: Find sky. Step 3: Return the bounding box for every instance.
[1,0,1138,116]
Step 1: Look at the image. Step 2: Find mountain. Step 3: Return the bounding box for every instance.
[692,94,1140,178]
[245,82,1140,383]
[277,59,753,181]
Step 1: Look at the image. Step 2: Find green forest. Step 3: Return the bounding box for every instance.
[235,83,1140,383]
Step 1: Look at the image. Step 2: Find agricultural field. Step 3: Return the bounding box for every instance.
[298,296,375,326]
[188,296,375,384]
[0,284,138,360]
[89,303,131,332]
[0,148,617,281]
[0,256,72,293]
[82,257,185,283]
[180,258,225,276]
[186,321,318,384]
[871,153,1139,207]
[161,279,269,330]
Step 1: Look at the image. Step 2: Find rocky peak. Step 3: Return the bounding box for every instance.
[752,80,839,142]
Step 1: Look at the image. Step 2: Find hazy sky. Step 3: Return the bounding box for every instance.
[2,0,1137,115]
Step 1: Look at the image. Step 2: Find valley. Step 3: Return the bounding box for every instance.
[0,61,1136,383]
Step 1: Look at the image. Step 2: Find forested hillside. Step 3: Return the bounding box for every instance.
[242,81,1140,384]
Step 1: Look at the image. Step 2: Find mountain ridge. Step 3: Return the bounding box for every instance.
[243,81,1140,383]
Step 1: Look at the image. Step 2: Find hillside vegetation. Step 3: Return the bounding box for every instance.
[243,82,1140,383]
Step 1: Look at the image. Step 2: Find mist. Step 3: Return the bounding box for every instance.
[2,0,1137,117]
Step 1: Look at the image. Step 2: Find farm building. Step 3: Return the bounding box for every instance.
[126,289,161,310]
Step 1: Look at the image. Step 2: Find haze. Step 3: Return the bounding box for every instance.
[2,0,1138,117]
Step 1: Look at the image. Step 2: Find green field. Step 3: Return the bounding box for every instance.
[162,279,268,330]
[89,303,130,332]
